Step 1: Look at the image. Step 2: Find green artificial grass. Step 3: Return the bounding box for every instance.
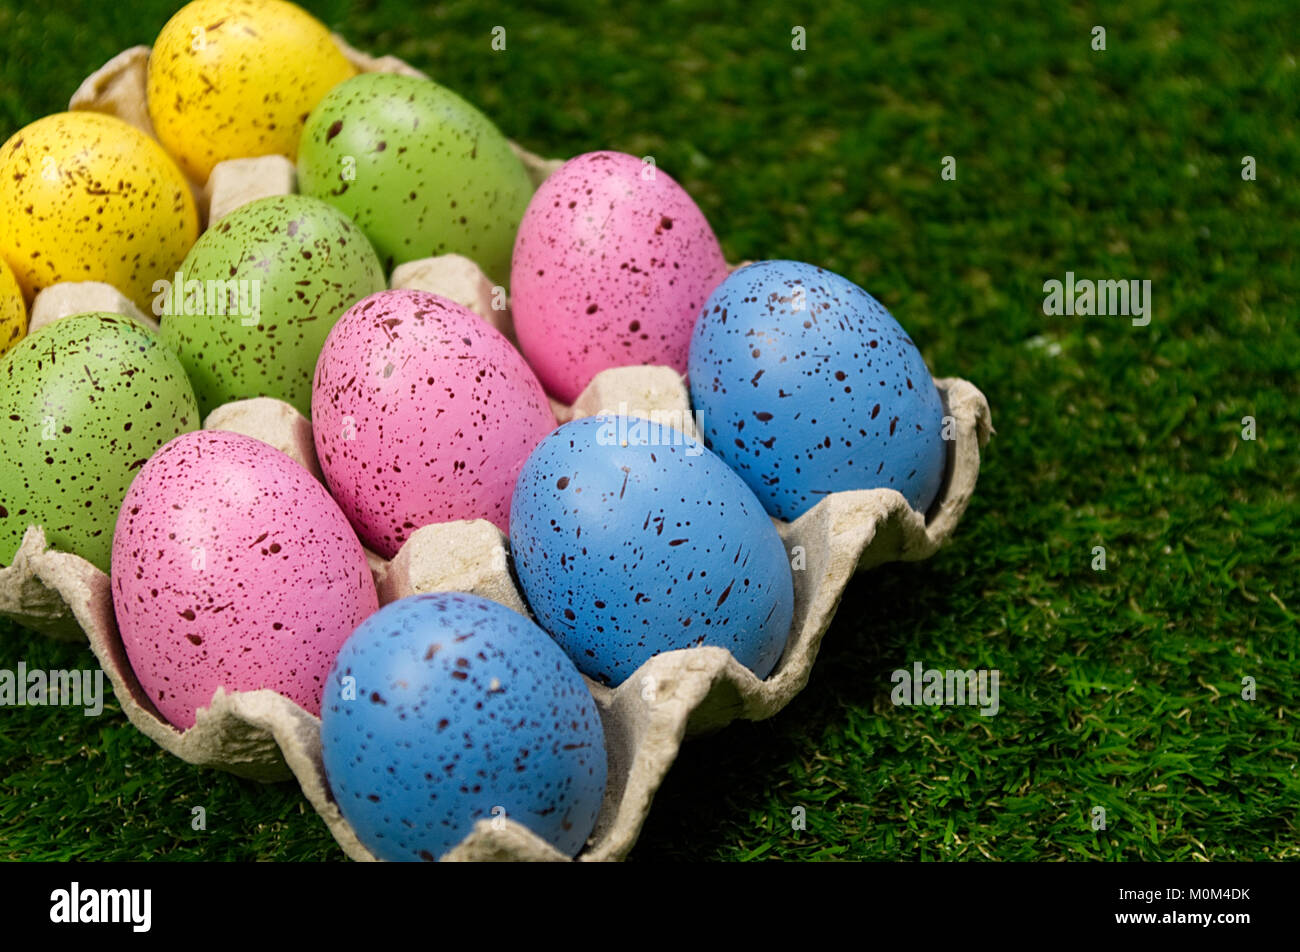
[1,0,1296,861]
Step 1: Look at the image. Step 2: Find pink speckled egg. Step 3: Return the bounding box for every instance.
[110,430,378,729]
[312,289,557,557]
[510,151,729,403]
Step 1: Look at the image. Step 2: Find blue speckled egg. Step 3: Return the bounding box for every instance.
[688,260,947,520]
[509,416,794,687]
[320,592,607,861]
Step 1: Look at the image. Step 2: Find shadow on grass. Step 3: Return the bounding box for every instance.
[630,557,956,860]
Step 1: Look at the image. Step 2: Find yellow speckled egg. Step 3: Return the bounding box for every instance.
[0,112,199,314]
[147,0,357,182]
[0,257,26,357]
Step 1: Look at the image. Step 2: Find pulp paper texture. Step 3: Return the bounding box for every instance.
[0,39,994,861]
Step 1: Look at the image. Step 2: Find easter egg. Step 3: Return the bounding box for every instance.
[321,592,607,861]
[510,151,728,403]
[312,289,556,556]
[0,112,198,312]
[0,257,26,357]
[111,429,378,729]
[158,194,386,417]
[688,260,947,521]
[510,415,794,686]
[0,314,199,573]
[147,0,357,182]
[297,73,534,282]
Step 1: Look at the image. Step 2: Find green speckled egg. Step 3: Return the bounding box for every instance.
[158,194,385,417]
[297,73,534,283]
[0,313,199,573]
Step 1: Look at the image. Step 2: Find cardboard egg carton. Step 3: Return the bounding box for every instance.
[0,39,994,861]
[1,366,991,860]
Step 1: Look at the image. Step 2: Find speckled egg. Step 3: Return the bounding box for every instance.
[320,592,607,861]
[0,112,198,312]
[297,73,534,282]
[111,429,378,729]
[158,194,386,417]
[0,257,25,357]
[312,289,556,557]
[688,260,947,521]
[510,151,729,403]
[510,415,793,687]
[0,314,199,573]
[147,0,357,182]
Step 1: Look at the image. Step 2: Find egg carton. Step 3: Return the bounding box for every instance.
[1,368,991,861]
[0,38,995,860]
